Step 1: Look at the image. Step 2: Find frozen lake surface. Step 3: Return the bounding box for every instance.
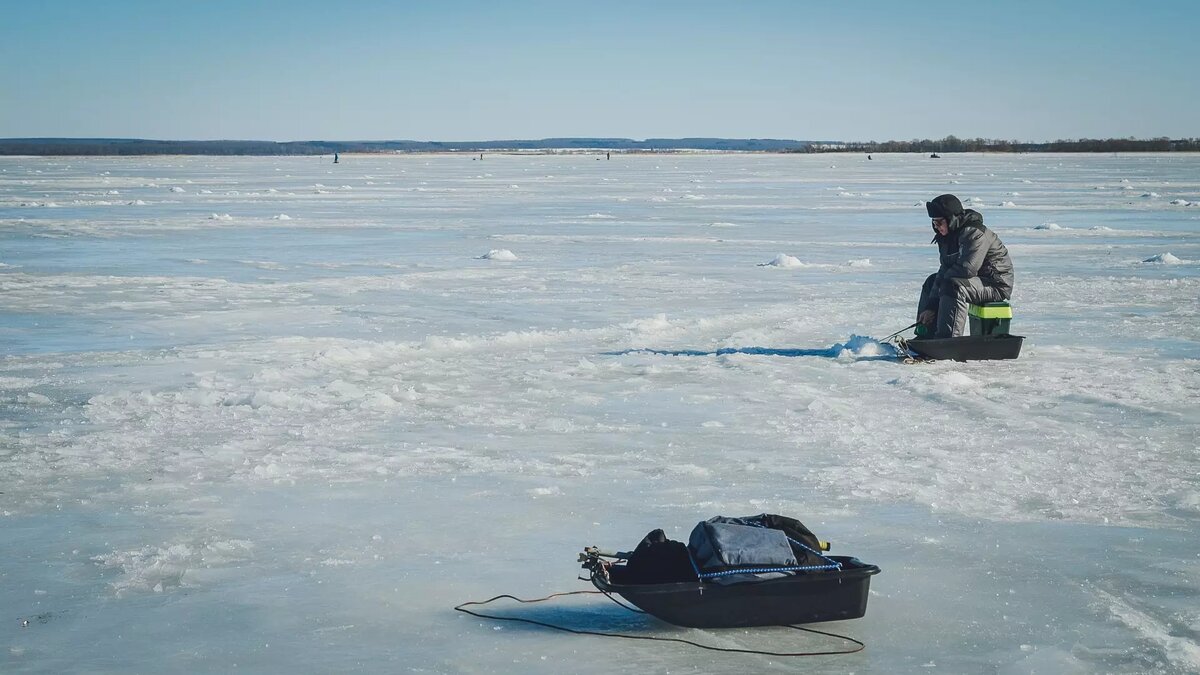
[2,153,1199,673]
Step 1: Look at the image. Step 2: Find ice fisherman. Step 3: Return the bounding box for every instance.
[917,194,1014,337]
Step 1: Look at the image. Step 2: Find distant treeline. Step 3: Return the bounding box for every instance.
[0,137,813,156]
[799,135,1200,154]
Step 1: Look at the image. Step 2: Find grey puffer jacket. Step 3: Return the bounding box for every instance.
[924,210,1014,309]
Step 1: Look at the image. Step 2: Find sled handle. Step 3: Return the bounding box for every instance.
[578,546,632,562]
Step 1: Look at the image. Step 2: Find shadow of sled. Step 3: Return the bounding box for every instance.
[455,592,866,656]
[458,595,656,632]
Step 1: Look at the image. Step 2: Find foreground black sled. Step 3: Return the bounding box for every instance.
[902,301,1024,362]
[581,514,881,628]
[904,333,1024,361]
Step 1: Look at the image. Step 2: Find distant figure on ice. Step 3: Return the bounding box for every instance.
[333,152,339,164]
[606,151,611,160]
[917,194,1014,337]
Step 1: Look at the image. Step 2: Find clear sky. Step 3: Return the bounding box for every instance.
[2,0,1195,142]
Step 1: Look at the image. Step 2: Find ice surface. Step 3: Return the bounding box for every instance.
[2,153,1199,674]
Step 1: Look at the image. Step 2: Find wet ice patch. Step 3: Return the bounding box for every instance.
[479,249,518,261]
[20,392,53,405]
[1034,223,1063,230]
[236,260,287,270]
[1169,199,1192,206]
[624,313,673,336]
[886,369,983,400]
[1091,586,1200,671]
[527,486,562,498]
[208,213,233,221]
[93,539,253,596]
[940,371,980,389]
[0,376,38,389]
[665,464,712,478]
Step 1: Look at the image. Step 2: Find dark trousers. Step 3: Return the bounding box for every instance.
[918,273,1006,338]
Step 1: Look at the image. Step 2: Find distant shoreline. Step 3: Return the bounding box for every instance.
[2,149,1200,158]
[2,136,1198,156]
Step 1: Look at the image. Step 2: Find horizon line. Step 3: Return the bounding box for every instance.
[4,134,1197,144]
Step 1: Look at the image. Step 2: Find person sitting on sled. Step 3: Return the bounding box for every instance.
[917,194,1014,337]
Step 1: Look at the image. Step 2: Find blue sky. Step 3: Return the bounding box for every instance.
[1,0,1195,141]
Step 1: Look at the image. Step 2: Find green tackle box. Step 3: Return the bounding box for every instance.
[969,301,1012,337]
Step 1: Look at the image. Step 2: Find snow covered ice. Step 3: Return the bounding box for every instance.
[479,248,519,261]
[2,153,1199,673]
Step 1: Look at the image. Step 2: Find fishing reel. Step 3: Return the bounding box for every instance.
[578,546,630,582]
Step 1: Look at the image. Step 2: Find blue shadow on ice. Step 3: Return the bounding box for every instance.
[461,603,663,633]
[606,336,900,361]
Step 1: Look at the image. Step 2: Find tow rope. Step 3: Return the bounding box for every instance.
[454,588,865,658]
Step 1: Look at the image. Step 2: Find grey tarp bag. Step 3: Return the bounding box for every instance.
[687,515,840,585]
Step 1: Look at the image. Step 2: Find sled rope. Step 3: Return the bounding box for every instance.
[786,535,842,569]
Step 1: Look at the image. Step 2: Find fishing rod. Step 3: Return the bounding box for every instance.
[881,322,918,341]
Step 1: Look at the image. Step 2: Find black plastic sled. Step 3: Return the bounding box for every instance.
[581,514,881,628]
[905,334,1024,361]
[591,555,880,628]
